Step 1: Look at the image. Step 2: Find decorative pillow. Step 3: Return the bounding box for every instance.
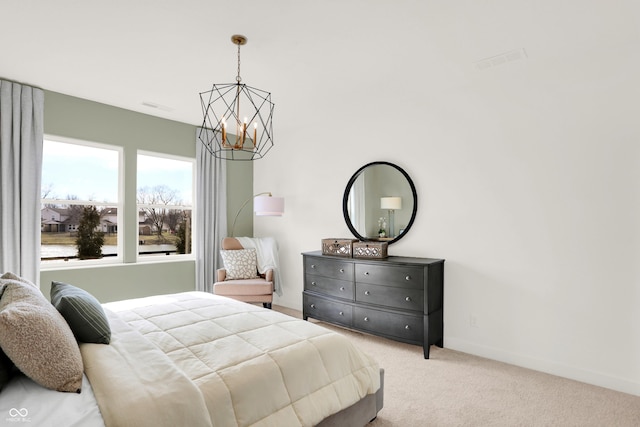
[221,248,259,280]
[0,275,83,393]
[0,272,37,288]
[50,281,111,345]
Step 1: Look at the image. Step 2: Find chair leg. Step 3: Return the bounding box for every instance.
[263,303,272,309]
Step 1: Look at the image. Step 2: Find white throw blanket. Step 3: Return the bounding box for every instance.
[237,236,283,296]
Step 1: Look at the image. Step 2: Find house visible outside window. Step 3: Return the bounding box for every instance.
[41,137,122,264]
[137,152,194,259]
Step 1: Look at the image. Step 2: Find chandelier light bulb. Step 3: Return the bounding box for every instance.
[253,122,258,147]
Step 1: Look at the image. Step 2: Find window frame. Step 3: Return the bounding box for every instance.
[135,150,196,263]
[40,135,124,269]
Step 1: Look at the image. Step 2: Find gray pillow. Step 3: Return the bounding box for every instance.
[0,275,83,393]
[50,281,111,345]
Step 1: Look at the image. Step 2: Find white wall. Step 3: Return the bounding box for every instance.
[253,1,640,396]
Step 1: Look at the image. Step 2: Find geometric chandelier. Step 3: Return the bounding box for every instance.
[198,35,275,161]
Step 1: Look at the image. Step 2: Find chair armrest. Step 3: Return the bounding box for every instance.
[265,269,274,282]
[216,268,227,282]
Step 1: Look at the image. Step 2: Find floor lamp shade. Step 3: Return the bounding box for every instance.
[254,195,284,216]
[231,192,284,236]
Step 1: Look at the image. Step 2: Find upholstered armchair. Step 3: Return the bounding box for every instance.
[213,237,274,309]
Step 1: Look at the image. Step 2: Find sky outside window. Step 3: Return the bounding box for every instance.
[42,139,119,202]
[137,154,193,206]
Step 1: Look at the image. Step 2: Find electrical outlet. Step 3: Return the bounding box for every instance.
[469,315,478,328]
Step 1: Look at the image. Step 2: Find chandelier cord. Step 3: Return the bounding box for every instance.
[236,42,242,83]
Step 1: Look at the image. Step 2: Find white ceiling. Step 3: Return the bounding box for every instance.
[3,1,639,126]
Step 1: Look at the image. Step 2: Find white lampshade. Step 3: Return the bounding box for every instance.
[254,195,284,216]
[380,196,402,210]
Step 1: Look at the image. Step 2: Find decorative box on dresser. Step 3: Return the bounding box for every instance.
[302,250,445,359]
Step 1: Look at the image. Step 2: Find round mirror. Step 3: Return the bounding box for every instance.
[342,161,417,244]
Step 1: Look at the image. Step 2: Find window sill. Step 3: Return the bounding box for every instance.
[135,254,196,264]
[41,255,195,271]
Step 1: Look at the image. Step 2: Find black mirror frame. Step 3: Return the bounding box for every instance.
[342,161,418,244]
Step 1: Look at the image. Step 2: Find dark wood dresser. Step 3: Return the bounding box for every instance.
[302,250,444,358]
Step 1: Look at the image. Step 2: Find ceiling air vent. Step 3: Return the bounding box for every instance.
[475,48,527,71]
[141,101,173,112]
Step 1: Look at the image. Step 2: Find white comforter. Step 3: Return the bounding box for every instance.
[81,292,380,427]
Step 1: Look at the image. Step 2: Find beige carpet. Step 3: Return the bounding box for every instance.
[274,305,640,427]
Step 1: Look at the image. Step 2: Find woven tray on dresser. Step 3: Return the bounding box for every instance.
[321,238,357,257]
[352,241,388,259]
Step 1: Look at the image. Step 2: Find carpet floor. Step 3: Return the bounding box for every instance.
[274,305,640,427]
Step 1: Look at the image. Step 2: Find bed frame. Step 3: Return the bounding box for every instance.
[319,369,384,426]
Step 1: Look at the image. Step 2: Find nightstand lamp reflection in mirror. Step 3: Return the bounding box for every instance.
[380,196,401,238]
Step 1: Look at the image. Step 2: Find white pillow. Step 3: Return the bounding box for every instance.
[221,249,259,280]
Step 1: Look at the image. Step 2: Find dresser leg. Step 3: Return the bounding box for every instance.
[423,344,430,359]
[423,315,430,359]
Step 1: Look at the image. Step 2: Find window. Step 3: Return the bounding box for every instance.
[41,137,122,264]
[40,138,195,267]
[137,152,194,259]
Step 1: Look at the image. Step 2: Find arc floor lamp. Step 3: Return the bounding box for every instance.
[230,192,284,237]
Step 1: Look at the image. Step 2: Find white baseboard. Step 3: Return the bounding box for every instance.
[445,337,640,397]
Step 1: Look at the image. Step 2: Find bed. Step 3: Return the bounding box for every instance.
[0,284,383,427]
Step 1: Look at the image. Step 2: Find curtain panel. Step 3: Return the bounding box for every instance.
[195,130,227,292]
[0,80,44,284]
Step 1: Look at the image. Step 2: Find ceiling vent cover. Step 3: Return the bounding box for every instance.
[475,48,527,70]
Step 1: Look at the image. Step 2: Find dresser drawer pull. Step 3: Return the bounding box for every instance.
[364,290,370,296]
[340,286,345,291]
[364,317,369,322]
[405,296,412,302]
[311,264,316,269]
[311,281,317,286]
[310,304,316,309]
[405,325,411,330]
[339,268,344,273]
[339,311,344,316]
[364,271,370,276]
[405,275,411,281]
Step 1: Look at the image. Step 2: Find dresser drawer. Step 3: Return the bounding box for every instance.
[305,257,354,281]
[303,293,353,327]
[304,276,354,300]
[355,263,423,289]
[354,306,423,343]
[356,283,423,312]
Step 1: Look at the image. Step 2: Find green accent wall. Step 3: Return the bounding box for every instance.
[40,90,252,302]
[226,152,254,237]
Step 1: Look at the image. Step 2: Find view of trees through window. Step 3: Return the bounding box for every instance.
[137,153,193,258]
[40,139,194,263]
[41,138,120,263]
[41,202,120,261]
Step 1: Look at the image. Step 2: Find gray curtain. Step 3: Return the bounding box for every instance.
[195,129,227,292]
[0,80,44,284]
